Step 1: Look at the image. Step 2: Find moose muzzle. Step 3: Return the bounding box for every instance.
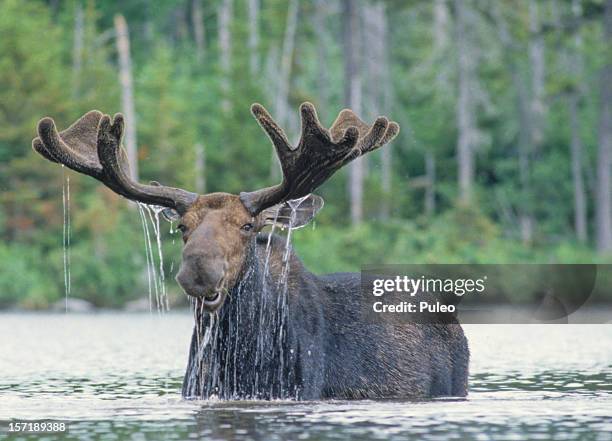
[175,244,227,310]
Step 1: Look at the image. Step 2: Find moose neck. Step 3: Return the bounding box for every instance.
[182,232,310,400]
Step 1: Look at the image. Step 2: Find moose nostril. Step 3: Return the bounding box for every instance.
[176,260,225,298]
[175,267,191,290]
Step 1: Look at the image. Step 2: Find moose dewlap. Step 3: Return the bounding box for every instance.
[32,101,468,400]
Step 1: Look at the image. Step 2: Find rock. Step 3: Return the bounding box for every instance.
[52,298,95,313]
[124,297,153,312]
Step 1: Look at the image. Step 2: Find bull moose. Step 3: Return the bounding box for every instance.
[32,102,469,400]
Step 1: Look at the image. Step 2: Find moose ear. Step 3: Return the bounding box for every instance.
[259,194,324,230]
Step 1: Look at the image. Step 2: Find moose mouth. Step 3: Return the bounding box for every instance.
[201,275,228,311]
[202,290,225,311]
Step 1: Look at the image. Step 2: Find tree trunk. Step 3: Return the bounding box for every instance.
[114,14,138,180]
[427,0,448,217]
[529,0,546,150]
[195,143,206,194]
[433,0,449,85]
[313,0,329,113]
[192,0,206,64]
[492,3,536,243]
[596,0,612,252]
[363,1,392,219]
[72,2,84,98]
[515,0,546,244]
[248,0,260,74]
[569,93,587,243]
[218,0,232,112]
[343,0,363,224]
[567,0,587,243]
[454,0,474,205]
[270,0,299,180]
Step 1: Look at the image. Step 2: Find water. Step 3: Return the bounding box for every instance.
[0,313,610,440]
[136,203,171,313]
[61,167,71,312]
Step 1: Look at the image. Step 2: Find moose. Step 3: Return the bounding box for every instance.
[32,102,469,400]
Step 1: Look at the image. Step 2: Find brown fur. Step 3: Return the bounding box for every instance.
[175,193,266,310]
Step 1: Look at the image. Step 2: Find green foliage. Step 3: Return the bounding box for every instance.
[0,243,54,308]
[0,0,66,163]
[0,0,610,308]
[294,207,600,276]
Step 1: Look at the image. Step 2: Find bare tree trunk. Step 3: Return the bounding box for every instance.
[454,0,475,205]
[380,61,393,221]
[192,0,206,64]
[567,0,587,243]
[434,0,449,85]
[426,0,449,217]
[363,2,392,219]
[270,0,299,180]
[569,94,587,243]
[491,3,535,242]
[248,0,260,74]
[529,0,546,150]
[218,0,232,112]
[343,0,363,224]
[313,0,329,112]
[514,0,546,244]
[596,0,612,252]
[72,2,84,98]
[195,143,206,194]
[114,14,138,180]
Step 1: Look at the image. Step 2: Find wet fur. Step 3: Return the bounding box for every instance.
[183,233,469,400]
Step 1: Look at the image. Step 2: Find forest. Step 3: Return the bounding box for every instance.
[0,0,611,308]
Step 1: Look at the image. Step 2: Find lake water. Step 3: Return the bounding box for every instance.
[0,312,610,440]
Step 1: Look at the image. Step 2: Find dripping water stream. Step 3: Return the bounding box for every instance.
[187,195,312,399]
[137,203,173,314]
[61,166,71,313]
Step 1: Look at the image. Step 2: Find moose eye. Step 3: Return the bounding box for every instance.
[241,223,254,232]
[161,208,180,222]
[177,224,187,233]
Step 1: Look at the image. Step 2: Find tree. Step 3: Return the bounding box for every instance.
[343,0,363,224]
[114,14,138,180]
[218,0,232,112]
[362,1,392,218]
[72,2,84,97]
[566,0,588,243]
[455,0,476,205]
[313,0,330,111]
[270,0,299,180]
[192,0,206,64]
[596,0,612,252]
[248,0,259,74]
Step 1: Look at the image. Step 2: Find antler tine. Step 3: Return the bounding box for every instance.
[250,103,293,161]
[96,114,198,212]
[240,102,400,216]
[33,111,198,214]
[33,111,105,179]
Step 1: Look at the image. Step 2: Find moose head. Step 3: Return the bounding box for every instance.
[32,103,399,312]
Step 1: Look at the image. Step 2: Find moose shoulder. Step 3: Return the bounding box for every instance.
[32,102,469,400]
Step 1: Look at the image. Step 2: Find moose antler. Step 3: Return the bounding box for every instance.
[240,102,400,215]
[32,111,198,213]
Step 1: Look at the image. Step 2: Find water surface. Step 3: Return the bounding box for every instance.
[0,313,610,440]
